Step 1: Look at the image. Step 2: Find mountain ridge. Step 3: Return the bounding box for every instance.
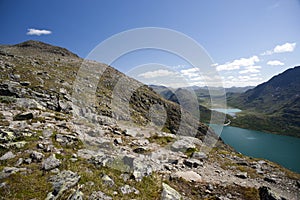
[0,40,299,199]
[228,66,300,136]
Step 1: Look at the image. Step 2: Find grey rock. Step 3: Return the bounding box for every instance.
[13,112,33,121]
[296,180,300,188]
[114,138,123,145]
[42,154,61,171]
[55,134,78,146]
[258,160,267,165]
[24,158,32,164]
[37,143,44,149]
[0,151,15,160]
[123,129,137,137]
[264,177,277,184]
[15,158,23,166]
[192,152,207,160]
[68,189,83,200]
[259,186,286,200]
[171,138,196,152]
[173,171,202,182]
[48,170,81,199]
[235,172,247,179]
[120,184,139,195]
[88,191,112,200]
[183,158,202,168]
[20,81,31,86]
[0,167,26,179]
[0,130,16,142]
[101,174,115,187]
[0,81,21,97]
[161,183,181,200]
[30,151,44,162]
[1,141,27,149]
[43,129,53,138]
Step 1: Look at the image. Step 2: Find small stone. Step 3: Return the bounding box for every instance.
[235,172,247,179]
[88,191,112,200]
[114,138,123,145]
[13,112,34,121]
[37,143,44,149]
[258,160,267,165]
[0,151,15,160]
[24,158,32,164]
[183,158,202,168]
[120,184,139,195]
[192,152,207,160]
[30,151,44,162]
[20,81,31,86]
[133,147,148,154]
[101,174,114,187]
[15,158,23,166]
[264,177,277,184]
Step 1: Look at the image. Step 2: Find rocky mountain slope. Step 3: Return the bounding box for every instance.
[227,66,300,136]
[0,40,299,199]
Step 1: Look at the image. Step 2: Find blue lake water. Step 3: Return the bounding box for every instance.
[216,126,300,173]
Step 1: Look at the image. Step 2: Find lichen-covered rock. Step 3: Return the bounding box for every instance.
[42,154,61,171]
[0,151,15,161]
[120,184,139,195]
[88,191,112,200]
[47,170,81,199]
[161,183,181,200]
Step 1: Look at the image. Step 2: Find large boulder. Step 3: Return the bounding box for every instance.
[259,186,286,200]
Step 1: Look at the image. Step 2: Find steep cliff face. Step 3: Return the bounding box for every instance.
[0,41,299,200]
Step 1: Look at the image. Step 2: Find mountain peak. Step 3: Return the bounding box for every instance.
[10,40,79,58]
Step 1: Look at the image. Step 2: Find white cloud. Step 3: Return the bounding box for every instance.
[27,28,52,36]
[267,60,284,66]
[138,69,176,79]
[261,42,296,55]
[274,42,296,53]
[215,56,259,71]
[180,67,200,77]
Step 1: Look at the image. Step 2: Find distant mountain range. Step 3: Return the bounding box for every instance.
[151,66,300,137]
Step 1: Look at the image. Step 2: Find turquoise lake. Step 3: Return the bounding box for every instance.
[216,126,300,173]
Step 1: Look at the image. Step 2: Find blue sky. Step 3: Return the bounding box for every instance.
[1,0,299,87]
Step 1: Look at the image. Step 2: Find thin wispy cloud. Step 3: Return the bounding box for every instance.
[239,66,261,74]
[267,60,284,66]
[27,28,52,36]
[138,69,177,79]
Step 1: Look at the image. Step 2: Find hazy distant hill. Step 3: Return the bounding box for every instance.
[228,66,300,137]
